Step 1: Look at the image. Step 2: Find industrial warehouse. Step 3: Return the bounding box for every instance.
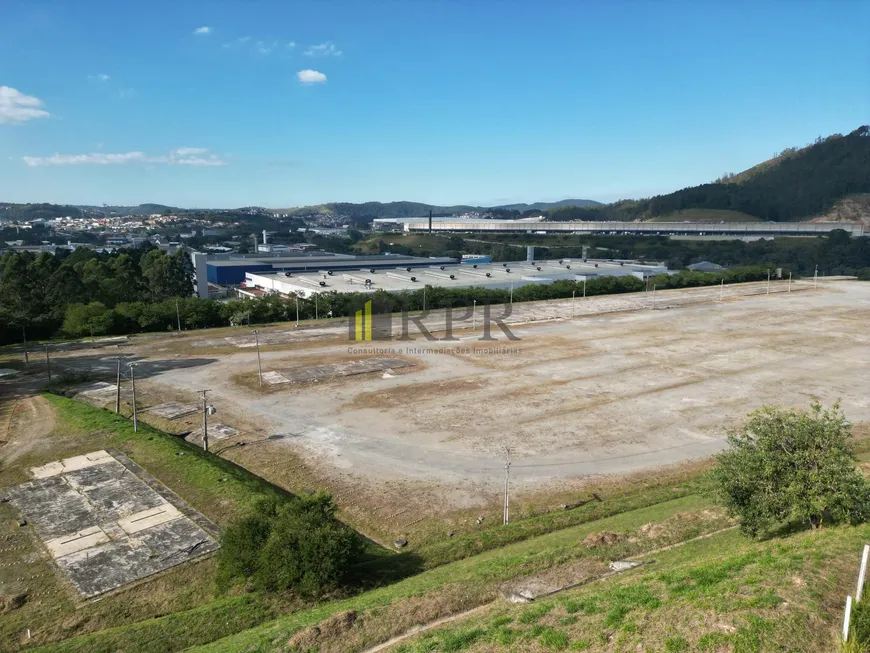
[236,255,668,298]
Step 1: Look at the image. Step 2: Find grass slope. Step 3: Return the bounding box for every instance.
[179,495,729,653]
[392,524,864,652]
[0,395,318,652]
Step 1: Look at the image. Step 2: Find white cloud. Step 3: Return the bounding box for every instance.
[297,69,327,84]
[88,73,110,82]
[194,26,211,35]
[23,152,148,166]
[304,41,342,57]
[23,147,228,167]
[286,41,296,48]
[256,40,279,54]
[172,147,209,156]
[118,88,135,99]
[0,86,50,124]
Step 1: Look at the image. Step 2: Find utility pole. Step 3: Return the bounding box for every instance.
[583,278,587,298]
[652,284,656,310]
[22,326,28,368]
[199,390,210,452]
[472,299,477,330]
[503,446,512,525]
[423,288,426,311]
[44,344,51,391]
[572,290,575,318]
[720,278,724,301]
[295,297,300,327]
[115,357,123,413]
[509,282,513,305]
[766,270,771,295]
[814,264,818,289]
[129,362,139,432]
[175,298,182,332]
[253,330,263,387]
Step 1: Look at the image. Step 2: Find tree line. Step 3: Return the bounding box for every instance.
[0,244,193,345]
[11,262,771,345]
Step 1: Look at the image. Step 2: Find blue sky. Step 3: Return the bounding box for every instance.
[1,0,868,208]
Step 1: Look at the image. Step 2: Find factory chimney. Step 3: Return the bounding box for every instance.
[428,210,432,233]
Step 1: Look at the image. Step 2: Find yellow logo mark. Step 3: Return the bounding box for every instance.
[353,300,373,341]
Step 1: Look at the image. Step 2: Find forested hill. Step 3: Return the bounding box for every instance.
[282,199,601,218]
[633,125,870,221]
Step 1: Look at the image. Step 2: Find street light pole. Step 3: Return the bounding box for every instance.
[788,271,792,292]
[814,265,818,289]
[295,297,300,327]
[22,326,28,368]
[767,270,771,295]
[472,299,476,330]
[253,329,263,387]
[44,344,51,391]
[583,278,587,298]
[129,363,139,432]
[503,446,512,525]
[572,290,575,318]
[115,357,123,413]
[175,298,182,332]
[315,295,318,320]
[199,390,210,452]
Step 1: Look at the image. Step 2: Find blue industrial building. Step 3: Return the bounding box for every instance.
[204,253,455,286]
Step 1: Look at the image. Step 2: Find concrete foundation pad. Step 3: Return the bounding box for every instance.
[6,450,219,598]
[263,371,290,385]
[45,526,110,558]
[117,503,182,534]
[273,357,414,385]
[31,450,114,479]
[70,381,118,397]
[145,402,199,420]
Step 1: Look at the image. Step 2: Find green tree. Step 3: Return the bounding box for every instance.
[62,302,115,338]
[713,401,870,537]
[217,493,364,598]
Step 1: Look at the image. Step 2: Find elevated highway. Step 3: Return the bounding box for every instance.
[396,219,865,237]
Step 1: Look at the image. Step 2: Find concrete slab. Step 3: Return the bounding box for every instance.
[56,518,218,598]
[210,424,239,440]
[70,381,117,397]
[6,450,219,597]
[145,402,199,420]
[45,526,109,558]
[272,357,413,385]
[117,503,181,534]
[263,371,290,385]
[31,450,114,479]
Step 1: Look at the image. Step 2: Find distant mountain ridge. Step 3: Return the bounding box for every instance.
[4,126,868,224]
[493,199,602,211]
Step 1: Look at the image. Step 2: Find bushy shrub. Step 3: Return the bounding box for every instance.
[217,493,364,598]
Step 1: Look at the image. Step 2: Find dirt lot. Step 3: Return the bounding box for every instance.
[19,280,870,530]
